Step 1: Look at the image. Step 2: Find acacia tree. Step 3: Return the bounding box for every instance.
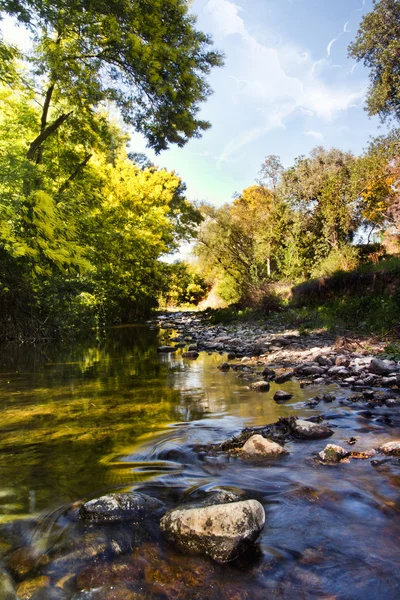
[349,0,400,122]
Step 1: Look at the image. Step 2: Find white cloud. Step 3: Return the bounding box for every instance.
[205,0,247,38]
[205,0,366,162]
[304,130,324,141]
[343,21,350,33]
[327,38,337,57]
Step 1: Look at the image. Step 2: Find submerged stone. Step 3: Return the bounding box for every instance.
[240,434,287,458]
[160,497,265,563]
[79,493,164,524]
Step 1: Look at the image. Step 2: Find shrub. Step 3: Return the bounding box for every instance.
[311,245,360,278]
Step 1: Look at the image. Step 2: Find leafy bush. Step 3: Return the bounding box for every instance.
[311,245,360,278]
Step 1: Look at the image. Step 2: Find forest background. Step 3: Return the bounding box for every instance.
[1,0,400,341]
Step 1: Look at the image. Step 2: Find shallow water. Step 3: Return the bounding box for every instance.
[0,325,399,599]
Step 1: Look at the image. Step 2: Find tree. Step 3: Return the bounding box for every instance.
[282,147,358,253]
[195,184,290,304]
[348,0,400,122]
[1,0,224,153]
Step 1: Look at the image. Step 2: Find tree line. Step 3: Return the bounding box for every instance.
[0,0,222,339]
[0,0,399,337]
[195,0,400,307]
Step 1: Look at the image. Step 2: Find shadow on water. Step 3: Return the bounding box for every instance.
[0,325,399,598]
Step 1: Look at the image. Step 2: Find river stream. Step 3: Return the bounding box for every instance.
[0,324,399,599]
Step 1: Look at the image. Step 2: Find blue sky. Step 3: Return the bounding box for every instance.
[3,0,384,207]
[131,0,383,206]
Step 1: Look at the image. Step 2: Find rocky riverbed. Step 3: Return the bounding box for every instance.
[0,313,399,599]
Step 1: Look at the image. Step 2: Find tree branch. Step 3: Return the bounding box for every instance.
[57,153,93,196]
[26,111,73,161]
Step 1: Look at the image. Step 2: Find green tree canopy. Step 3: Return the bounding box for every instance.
[349,0,400,122]
[0,0,224,152]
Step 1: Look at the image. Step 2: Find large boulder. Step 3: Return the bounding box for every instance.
[160,495,265,563]
[289,418,333,440]
[240,435,287,458]
[79,492,164,523]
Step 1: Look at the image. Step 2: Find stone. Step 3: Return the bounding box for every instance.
[160,498,265,563]
[182,351,199,359]
[249,380,270,392]
[273,390,293,402]
[157,346,177,353]
[289,418,333,440]
[274,337,291,347]
[5,546,48,580]
[318,444,349,463]
[369,358,398,376]
[218,362,230,371]
[328,366,350,377]
[316,356,332,367]
[240,435,287,458]
[379,441,400,456]
[261,367,276,380]
[335,355,350,367]
[381,376,398,387]
[79,492,164,523]
[386,398,400,407]
[275,371,294,384]
[301,365,324,376]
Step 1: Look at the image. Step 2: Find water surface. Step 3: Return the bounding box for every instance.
[0,325,399,599]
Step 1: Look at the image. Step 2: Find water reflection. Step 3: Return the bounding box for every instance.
[0,326,399,599]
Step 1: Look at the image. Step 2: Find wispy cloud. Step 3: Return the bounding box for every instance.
[304,130,324,141]
[205,0,366,164]
[327,38,337,57]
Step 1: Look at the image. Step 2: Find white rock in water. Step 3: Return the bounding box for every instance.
[240,435,287,458]
[160,499,265,563]
[318,444,348,463]
[379,441,400,456]
[290,418,333,439]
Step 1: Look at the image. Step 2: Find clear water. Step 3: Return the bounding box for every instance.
[0,325,399,599]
